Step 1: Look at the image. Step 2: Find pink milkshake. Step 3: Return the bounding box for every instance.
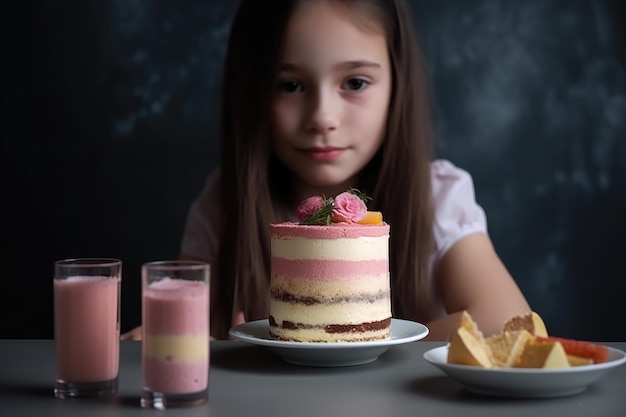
[53,258,121,398]
[141,261,209,409]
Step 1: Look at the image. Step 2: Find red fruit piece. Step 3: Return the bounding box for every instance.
[536,336,609,364]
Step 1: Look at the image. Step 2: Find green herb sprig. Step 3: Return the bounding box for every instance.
[301,197,334,225]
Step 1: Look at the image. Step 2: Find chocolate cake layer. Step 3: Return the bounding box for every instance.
[270,288,389,305]
[269,316,391,333]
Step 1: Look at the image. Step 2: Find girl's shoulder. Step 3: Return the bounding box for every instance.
[429,159,488,261]
[179,168,222,261]
[430,159,480,203]
[430,159,472,185]
[194,168,221,204]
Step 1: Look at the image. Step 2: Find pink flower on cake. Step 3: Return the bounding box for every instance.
[331,192,367,223]
[297,195,325,221]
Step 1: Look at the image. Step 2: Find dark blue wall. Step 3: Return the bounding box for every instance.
[2,0,625,340]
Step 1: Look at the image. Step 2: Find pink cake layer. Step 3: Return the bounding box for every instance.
[270,222,389,239]
[271,258,387,279]
[143,357,208,394]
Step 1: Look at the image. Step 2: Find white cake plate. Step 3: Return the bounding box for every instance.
[228,318,429,367]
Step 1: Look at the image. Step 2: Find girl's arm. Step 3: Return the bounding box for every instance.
[424,232,531,341]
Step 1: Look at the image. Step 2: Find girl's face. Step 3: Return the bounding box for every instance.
[271,0,392,201]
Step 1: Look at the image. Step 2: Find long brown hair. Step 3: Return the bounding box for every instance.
[214,0,434,339]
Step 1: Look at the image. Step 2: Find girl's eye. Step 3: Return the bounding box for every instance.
[277,80,303,93]
[343,78,368,91]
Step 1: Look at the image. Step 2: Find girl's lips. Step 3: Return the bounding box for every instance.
[302,147,345,162]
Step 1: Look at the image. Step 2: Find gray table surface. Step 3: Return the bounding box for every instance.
[0,340,624,416]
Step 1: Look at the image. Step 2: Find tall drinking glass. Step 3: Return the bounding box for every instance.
[54,258,121,398]
[141,260,210,409]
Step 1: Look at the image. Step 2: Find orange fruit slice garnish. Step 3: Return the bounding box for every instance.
[357,211,383,225]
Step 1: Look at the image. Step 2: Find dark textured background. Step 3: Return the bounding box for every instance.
[2,0,625,341]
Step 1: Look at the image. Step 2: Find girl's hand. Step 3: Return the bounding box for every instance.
[232,311,246,327]
[121,325,142,341]
[229,311,246,341]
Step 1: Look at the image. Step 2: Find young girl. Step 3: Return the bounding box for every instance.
[125,0,531,341]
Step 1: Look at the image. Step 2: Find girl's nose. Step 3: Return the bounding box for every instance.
[305,89,340,134]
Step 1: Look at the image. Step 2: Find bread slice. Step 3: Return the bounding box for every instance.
[515,339,571,368]
[502,311,548,337]
[447,311,495,368]
[486,330,535,367]
[567,355,593,366]
[448,310,602,369]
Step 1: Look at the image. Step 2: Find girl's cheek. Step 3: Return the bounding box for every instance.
[275,98,304,119]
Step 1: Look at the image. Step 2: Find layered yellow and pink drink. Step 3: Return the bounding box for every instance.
[142,278,209,395]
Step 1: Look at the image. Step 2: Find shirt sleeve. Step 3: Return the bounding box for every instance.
[431,159,488,264]
[180,169,222,263]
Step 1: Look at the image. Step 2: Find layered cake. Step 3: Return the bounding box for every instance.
[269,190,392,342]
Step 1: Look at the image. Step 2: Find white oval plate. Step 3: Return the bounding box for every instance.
[423,345,626,398]
[229,318,429,367]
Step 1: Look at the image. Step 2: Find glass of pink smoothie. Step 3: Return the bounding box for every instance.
[141,260,210,410]
[54,258,121,398]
